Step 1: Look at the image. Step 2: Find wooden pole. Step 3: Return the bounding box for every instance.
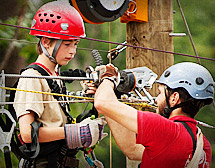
[126,0,174,167]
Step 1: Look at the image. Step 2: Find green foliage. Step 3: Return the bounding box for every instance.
[173,0,215,78]
[173,1,215,166]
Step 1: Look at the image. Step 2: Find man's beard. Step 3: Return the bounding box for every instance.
[156,100,166,115]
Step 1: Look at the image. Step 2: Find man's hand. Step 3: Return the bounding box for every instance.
[95,64,120,89]
[64,117,108,149]
[80,81,97,95]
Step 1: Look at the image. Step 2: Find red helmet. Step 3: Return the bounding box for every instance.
[30,0,86,40]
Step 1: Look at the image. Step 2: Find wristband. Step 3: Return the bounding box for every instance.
[100,77,116,90]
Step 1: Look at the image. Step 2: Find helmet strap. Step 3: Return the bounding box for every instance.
[39,39,63,64]
[52,39,63,60]
[162,86,194,118]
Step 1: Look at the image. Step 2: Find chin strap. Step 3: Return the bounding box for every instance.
[162,86,194,118]
[40,39,63,64]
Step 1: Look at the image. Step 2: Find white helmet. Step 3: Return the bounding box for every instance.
[157,62,214,104]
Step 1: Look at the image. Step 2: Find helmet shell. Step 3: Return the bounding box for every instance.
[157,62,214,102]
[30,0,86,40]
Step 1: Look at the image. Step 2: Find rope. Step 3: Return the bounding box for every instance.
[0,22,215,62]
[0,100,93,105]
[0,86,94,100]
[109,22,112,64]
[2,86,213,128]
[125,102,157,110]
[0,86,157,110]
[109,22,112,168]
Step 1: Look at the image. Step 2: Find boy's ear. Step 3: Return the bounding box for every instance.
[41,37,51,48]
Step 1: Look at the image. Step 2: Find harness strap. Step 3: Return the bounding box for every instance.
[175,121,196,157]
[25,64,73,123]
[22,121,41,159]
[4,147,12,168]
[19,121,42,160]
[185,127,203,168]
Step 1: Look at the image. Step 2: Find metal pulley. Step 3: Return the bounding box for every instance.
[117,67,157,93]
[117,69,136,93]
[70,0,129,24]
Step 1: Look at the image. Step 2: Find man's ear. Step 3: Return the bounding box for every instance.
[41,37,51,48]
[169,92,180,106]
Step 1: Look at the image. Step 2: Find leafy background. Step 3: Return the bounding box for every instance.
[0,0,214,167]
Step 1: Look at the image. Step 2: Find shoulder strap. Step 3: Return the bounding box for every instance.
[179,121,196,157]
[185,127,203,168]
[24,64,53,88]
[24,64,73,123]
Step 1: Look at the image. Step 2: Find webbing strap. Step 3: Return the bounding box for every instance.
[185,127,203,168]
[4,147,12,168]
[52,40,62,59]
[25,64,73,122]
[21,121,42,160]
[25,64,53,87]
[176,121,196,157]
[39,40,57,64]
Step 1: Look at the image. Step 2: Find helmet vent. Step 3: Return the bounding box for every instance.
[46,19,49,22]
[39,13,42,17]
[164,71,170,78]
[40,19,43,22]
[50,14,54,17]
[52,20,56,24]
[196,77,204,85]
[57,16,61,19]
[179,81,192,85]
[44,13,47,16]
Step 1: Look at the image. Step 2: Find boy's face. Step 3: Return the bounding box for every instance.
[55,39,80,66]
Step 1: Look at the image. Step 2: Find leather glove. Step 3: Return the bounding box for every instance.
[60,69,86,83]
[95,64,120,89]
[64,117,108,149]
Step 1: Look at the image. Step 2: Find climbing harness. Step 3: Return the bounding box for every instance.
[0,64,83,167]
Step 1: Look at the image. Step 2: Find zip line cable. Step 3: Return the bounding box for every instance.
[176,0,201,64]
[0,22,215,62]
